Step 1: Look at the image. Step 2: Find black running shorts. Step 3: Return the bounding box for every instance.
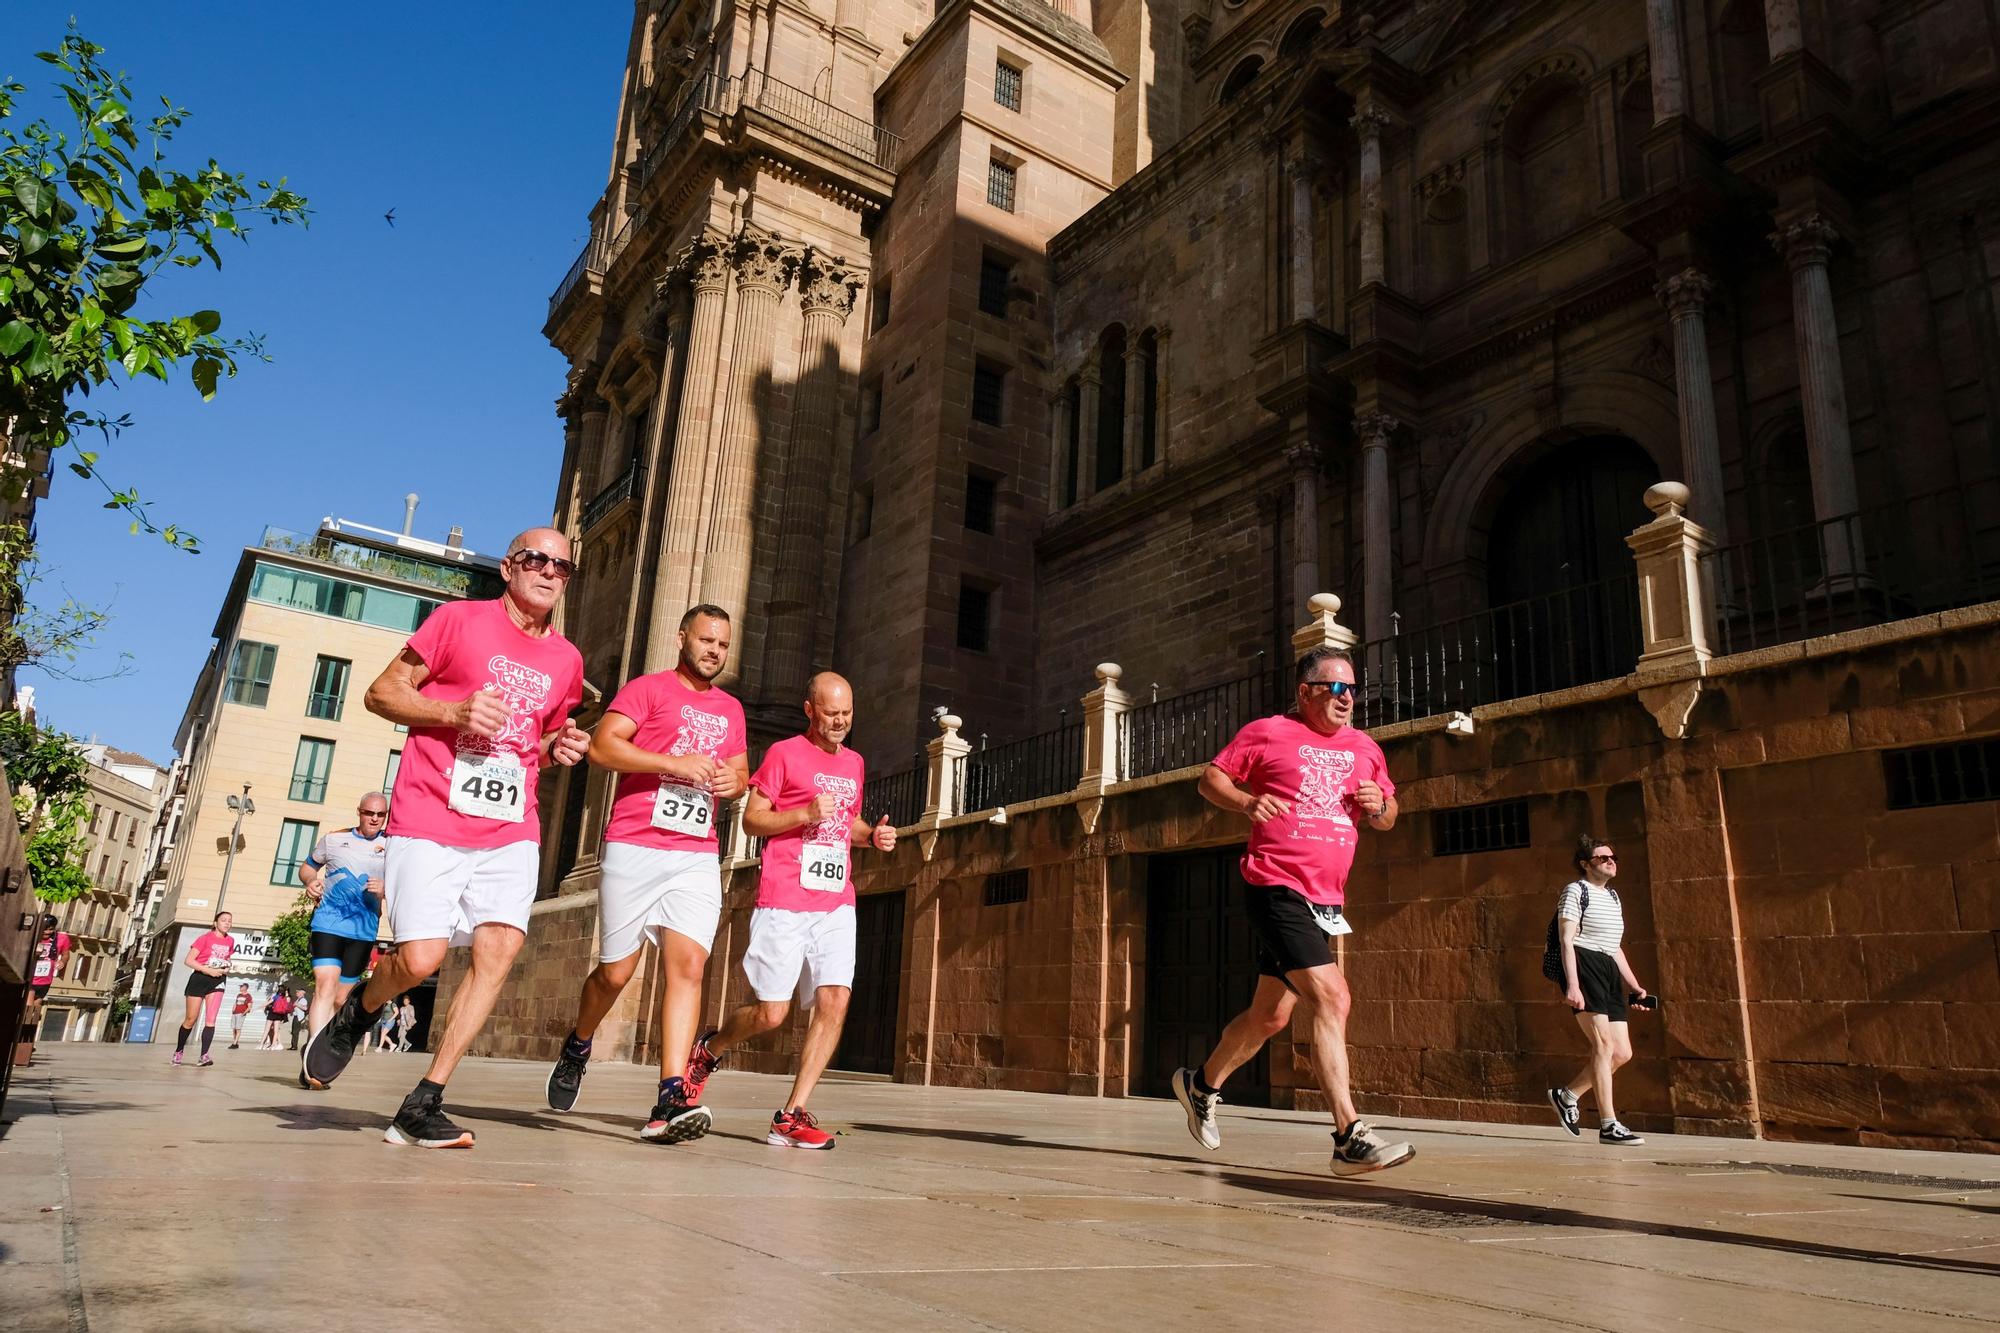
[183,971,224,998]
[1572,946,1628,1022]
[309,932,375,983]
[1244,885,1338,980]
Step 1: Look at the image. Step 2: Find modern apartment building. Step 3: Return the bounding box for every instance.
[137,517,503,1017]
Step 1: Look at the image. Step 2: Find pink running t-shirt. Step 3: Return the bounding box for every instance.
[386,598,585,850]
[1210,716,1396,906]
[750,734,867,913]
[602,670,747,852]
[189,930,237,971]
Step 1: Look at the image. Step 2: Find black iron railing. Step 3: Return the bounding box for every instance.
[1701,481,2000,655]
[1118,655,1292,782]
[581,459,644,532]
[869,758,927,827]
[639,70,902,185]
[1356,572,1643,728]
[959,716,1082,812]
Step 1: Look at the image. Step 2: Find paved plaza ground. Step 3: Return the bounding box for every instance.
[1,1044,1996,1331]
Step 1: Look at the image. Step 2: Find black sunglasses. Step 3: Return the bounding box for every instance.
[508,549,578,579]
[1301,680,1356,698]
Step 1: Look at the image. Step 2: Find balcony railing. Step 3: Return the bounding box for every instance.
[869,757,928,828]
[257,527,495,599]
[1700,481,2000,655]
[1355,572,1643,729]
[638,69,902,186]
[580,459,644,533]
[288,775,328,803]
[959,716,1082,812]
[1118,656,1291,782]
[306,690,344,721]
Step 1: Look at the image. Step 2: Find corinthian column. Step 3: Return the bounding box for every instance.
[1645,0,1687,121]
[763,252,862,702]
[1772,214,1864,580]
[1289,149,1317,322]
[1075,363,1101,500]
[699,226,803,680]
[1351,108,1391,288]
[1656,267,1726,538]
[578,398,610,515]
[1355,412,1397,642]
[1287,442,1323,616]
[651,235,733,660]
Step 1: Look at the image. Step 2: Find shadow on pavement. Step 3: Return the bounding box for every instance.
[1834,1192,2000,1216]
[849,1119,1291,1171]
[232,1104,382,1133]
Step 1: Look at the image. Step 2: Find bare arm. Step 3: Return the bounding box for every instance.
[742,787,836,838]
[1199,764,1291,823]
[364,648,500,734]
[587,712,723,786]
[1558,917,1585,1009]
[1613,947,1646,997]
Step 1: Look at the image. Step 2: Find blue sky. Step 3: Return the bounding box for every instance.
[8,4,628,759]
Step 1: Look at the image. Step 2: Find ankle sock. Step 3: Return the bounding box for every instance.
[1334,1120,1358,1146]
[1192,1071,1219,1098]
[660,1075,687,1102]
[404,1078,445,1109]
[563,1031,592,1058]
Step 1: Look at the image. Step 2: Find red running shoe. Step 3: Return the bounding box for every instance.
[767,1107,835,1150]
[684,1030,722,1102]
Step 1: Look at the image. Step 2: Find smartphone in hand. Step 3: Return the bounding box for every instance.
[1628,992,1661,1011]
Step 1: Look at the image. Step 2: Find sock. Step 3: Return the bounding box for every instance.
[660,1075,687,1103]
[563,1031,592,1058]
[1193,1071,1219,1098]
[176,1025,193,1053]
[1601,1118,1617,1130]
[1334,1120,1358,1146]
[199,1026,216,1057]
[405,1078,446,1109]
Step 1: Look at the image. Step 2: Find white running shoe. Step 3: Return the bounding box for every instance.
[1171,1067,1223,1151]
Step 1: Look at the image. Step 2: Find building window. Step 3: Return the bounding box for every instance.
[1432,799,1532,856]
[849,485,874,545]
[994,60,1023,112]
[307,655,351,721]
[862,377,883,434]
[871,281,891,334]
[107,811,120,842]
[956,581,992,652]
[972,360,1006,427]
[986,157,1017,212]
[965,470,998,534]
[289,737,335,804]
[984,868,1028,905]
[1884,738,1999,810]
[979,250,1012,317]
[248,563,443,634]
[271,819,319,885]
[384,749,402,796]
[223,640,278,706]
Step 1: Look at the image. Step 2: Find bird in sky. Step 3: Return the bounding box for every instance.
[384,208,397,227]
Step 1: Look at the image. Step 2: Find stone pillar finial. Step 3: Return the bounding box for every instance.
[1627,481,1716,738]
[1074,663,1133,834]
[1291,593,1358,661]
[921,712,971,830]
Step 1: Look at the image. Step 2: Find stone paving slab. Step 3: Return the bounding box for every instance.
[2,1045,1997,1332]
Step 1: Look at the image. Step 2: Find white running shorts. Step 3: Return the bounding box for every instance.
[597,842,723,961]
[384,836,540,947]
[740,905,857,1006]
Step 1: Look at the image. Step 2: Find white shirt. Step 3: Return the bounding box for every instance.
[1557,879,1624,955]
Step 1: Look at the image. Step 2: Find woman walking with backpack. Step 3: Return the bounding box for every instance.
[1547,835,1650,1146]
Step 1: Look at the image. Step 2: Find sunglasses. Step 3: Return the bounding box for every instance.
[1592,853,1617,863]
[508,549,578,580]
[359,810,388,819]
[1301,680,1357,698]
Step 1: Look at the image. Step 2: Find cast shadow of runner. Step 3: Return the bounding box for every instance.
[849,1120,1226,1169]
[232,1103,381,1133]
[1217,1169,2000,1278]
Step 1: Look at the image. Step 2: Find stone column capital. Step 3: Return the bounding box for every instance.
[579,396,611,422]
[1771,213,1840,270]
[1285,441,1325,473]
[1077,362,1102,388]
[681,231,735,293]
[731,226,804,294]
[1655,266,1714,319]
[798,251,863,320]
[1349,106,1394,143]
[1354,411,1400,449]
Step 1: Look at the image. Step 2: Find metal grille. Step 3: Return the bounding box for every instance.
[1118,655,1291,782]
[972,361,1005,426]
[994,61,1022,112]
[959,716,1082,812]
[965,471,997,533]
[1884,738,1999,810]
[979,252,1012,316]
[986,157,1017,212]
[870,759,927,827]
[984,869,1029,906]
[1432,799,1531,856]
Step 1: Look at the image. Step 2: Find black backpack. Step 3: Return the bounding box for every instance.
[1540,881,1588,985]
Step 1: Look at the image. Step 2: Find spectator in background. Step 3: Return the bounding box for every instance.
[374,997,399,1053]
[262,989,293,1050]
[396,996,417,1052]
[1547,835,1651,1147]
[228,985,254,1049]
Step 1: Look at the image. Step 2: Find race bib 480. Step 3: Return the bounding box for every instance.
[800,841,849,893]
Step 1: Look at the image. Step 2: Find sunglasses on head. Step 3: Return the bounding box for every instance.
[508,549,578,579]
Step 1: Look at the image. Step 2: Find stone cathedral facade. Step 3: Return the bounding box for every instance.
[466,0,2000,1148]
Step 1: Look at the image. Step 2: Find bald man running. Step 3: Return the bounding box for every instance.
[684,672,895,1149]
[303,527,589,1149]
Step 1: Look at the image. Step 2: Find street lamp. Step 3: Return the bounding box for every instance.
[215,784,255,918]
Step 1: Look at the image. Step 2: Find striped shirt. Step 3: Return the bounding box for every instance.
[1556,879,1624,955]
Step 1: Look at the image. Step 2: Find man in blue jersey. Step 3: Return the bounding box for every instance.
[297,793,390,1073]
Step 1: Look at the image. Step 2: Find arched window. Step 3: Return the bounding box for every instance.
[1138,329,1160,468]
[1420,186,1469,295]
[1617,78,1653,197]
[1502,78,1592,255]
[1095,327,1127,490]
[1220,57,1263,104]
[1279,11,1324,61]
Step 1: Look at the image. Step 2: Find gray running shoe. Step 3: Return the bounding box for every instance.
[1599,1120,1645,1146]
[1548,1087,1581,1137]
[1171,1067,1223,1151]
[1330,1122,1416,1177]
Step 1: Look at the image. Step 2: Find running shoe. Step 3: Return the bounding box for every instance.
[1548,1087,1581,1137]
[1171,1067,1223,1151]
[640,1079,712,1144]
[1599,1120,1645,1146]
[300,991,382,1091]
[385,1092,475,1149]
[545,1039,590,1113]
[170,1050,182,1066]
[1330,1121,1416,1177]
[767,1107,835,1149]
[684,1030,723,1102]
[196,1055,214,1067]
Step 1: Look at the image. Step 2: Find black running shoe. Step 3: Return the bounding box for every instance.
[640,1079,712,1144]
[546,1040,590,1113]
[385,1092,475,1149]
[1548,1087,1581,1137]
[300,991,382,1091]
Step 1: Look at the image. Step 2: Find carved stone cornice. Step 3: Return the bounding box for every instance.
[731,226,805,294]
[1656,267,1715,319]
[798,250,863,320]
[1772,213,1839,270]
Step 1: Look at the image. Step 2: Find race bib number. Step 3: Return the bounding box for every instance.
[651,782,713,838]
[800,841,849,893]
[449,748,527,823]
[1309,902,1352,937]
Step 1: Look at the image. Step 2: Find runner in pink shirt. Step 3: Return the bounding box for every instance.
[685,671,896,1149]
[543,604,749,1144]
[172,912,236,1067]
[1169,647,1415,1177]
[302,527,590,1150]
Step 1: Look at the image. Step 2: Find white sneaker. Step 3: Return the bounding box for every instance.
[1171,1067,1223,1151]
[1330,1121,1416,1177]
[1599,1120,1645,1146]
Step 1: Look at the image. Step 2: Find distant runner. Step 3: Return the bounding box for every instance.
[297,793,390,1054]
[173,911,237,1068]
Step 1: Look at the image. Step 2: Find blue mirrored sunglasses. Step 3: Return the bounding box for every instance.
[1301,680,1356,698]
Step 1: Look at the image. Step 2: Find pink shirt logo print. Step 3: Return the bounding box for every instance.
[476,654,556,753]
[673,704,732,758]
[807,772,860,843]
[1291,745,1357,831]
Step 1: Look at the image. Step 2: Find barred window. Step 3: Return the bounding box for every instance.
[972,360,1006,426]
[957,582,992,652]
[986,157,1017,212]
[979,251,1012,317]
[994,61,1023,112]
[984,869,1028,905]
[1884,738,1999,810]
[1432,799,1531,856]
[965,470,998,534]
